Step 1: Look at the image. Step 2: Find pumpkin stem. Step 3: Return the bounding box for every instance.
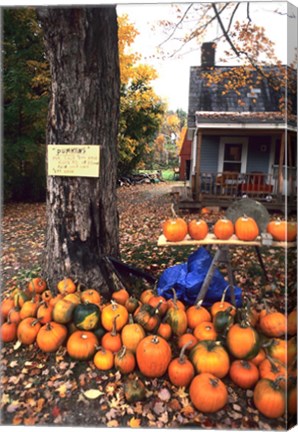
[155,300,164,315]
[128,314,134,324]
[6,310,13,325]
[170,203,178,219]
[31,318,42,327]
[110,299,119,310]
[117,345,127,359]
[209,377,219,387]
[264,350,282,373]
[151,335,160,344]
[220,286,229,303]
[171,288,178,309]
[45,322,53,331]
[195,299,204,309]
[14,294,21,310]
[273,376,286,389]
[111,314,120,337]
[178,341,193,364]
[262,299,270,314]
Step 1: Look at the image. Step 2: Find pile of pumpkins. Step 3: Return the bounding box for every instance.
[162,211,297,243]
[0,276,297,420]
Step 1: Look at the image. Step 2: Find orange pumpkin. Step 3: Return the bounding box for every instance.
[259,357,286,384]
[17,317,41,345]
[157,322,172,341]
[177,333,198,351]
[226,323,260,360]
[267,219,297,242]
[140,289,155,304]
[28,277,47,294]
[210,287,236,318]
[36,321,68,352]
[80,289,102,306]
[188,219,208,240]
[134,302,161,332]
[57,278,76,295]
[0,297,16,320]
[163,217,188,242]
[112,288,130,306]
[0,315,18,343]
[52,298,76,324]
[37,301,54,324]
[121,315,146,353]
[186,300,211,329]
[235,215,259,241]
[165,304,188,336]
[93,347,114,371]
[250,348,266,367]
[163,206,188,242]
[189,340,230,378]
[136,335,172,378]
[66,330,98,360]
[229,360,259,389]
[114,346,136,374]
[267,338,287,365]
[259,306,286,338]
[101,300,128,332]
[253,378,285,418]
[148,295,168,317]
[168,342,195,387]
[189,373,228,413]
[213,218,234,240]
[20,298,39,320]
[125,296,141,314]
[166,288,185,311]
[101,314,122,353]
[193,321,217,341]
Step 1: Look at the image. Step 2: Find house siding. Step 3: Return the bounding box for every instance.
[199,134,272,174]
[246,136,271,173]
[201,136,219,172]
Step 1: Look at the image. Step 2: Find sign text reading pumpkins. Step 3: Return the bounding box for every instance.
[48,145,100,177]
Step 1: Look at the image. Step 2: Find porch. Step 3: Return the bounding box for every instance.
[174,169,297,213]
[176,124,297,214]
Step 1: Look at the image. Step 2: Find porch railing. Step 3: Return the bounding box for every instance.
[199,171,296,201]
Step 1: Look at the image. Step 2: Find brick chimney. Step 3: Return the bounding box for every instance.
[201,42,216,67]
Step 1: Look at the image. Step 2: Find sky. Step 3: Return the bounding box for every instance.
[116,1,295,112]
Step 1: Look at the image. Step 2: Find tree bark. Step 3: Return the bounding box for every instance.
[36,7,120,297]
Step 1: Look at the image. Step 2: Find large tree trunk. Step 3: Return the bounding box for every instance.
[37,7,120,297]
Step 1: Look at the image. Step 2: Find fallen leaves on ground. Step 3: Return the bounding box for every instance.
[1,182,295,428]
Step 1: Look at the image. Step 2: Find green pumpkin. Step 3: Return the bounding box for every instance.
[213,307,234,335]
[73,303,100,330]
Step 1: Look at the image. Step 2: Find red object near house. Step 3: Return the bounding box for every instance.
[179,132,192,181]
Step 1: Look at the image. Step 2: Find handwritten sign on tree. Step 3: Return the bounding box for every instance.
[48,145,100,177]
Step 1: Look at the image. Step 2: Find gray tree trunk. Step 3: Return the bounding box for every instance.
[36,7,120,297]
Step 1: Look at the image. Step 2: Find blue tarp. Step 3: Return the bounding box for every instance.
[157,247,242,307]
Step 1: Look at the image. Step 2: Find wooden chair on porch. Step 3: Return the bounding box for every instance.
[215,171,240,196]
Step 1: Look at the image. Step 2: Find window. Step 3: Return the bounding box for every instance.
[218,137,248,173]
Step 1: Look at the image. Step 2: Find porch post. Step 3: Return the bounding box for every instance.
[277,130,285,201]
[287,131,294,200]
[195,128,202,202]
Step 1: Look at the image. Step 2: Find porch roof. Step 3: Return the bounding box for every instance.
[195,111,297,131]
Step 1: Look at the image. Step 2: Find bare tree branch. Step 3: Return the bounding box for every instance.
[158,3,193,48]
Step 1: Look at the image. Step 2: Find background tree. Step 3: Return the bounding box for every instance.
[3,8,50,201]
[117,15,166,176]
[36,7,120,296]
[153,110,186,168]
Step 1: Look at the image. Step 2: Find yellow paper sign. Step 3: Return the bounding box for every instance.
[48,145,100,177]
